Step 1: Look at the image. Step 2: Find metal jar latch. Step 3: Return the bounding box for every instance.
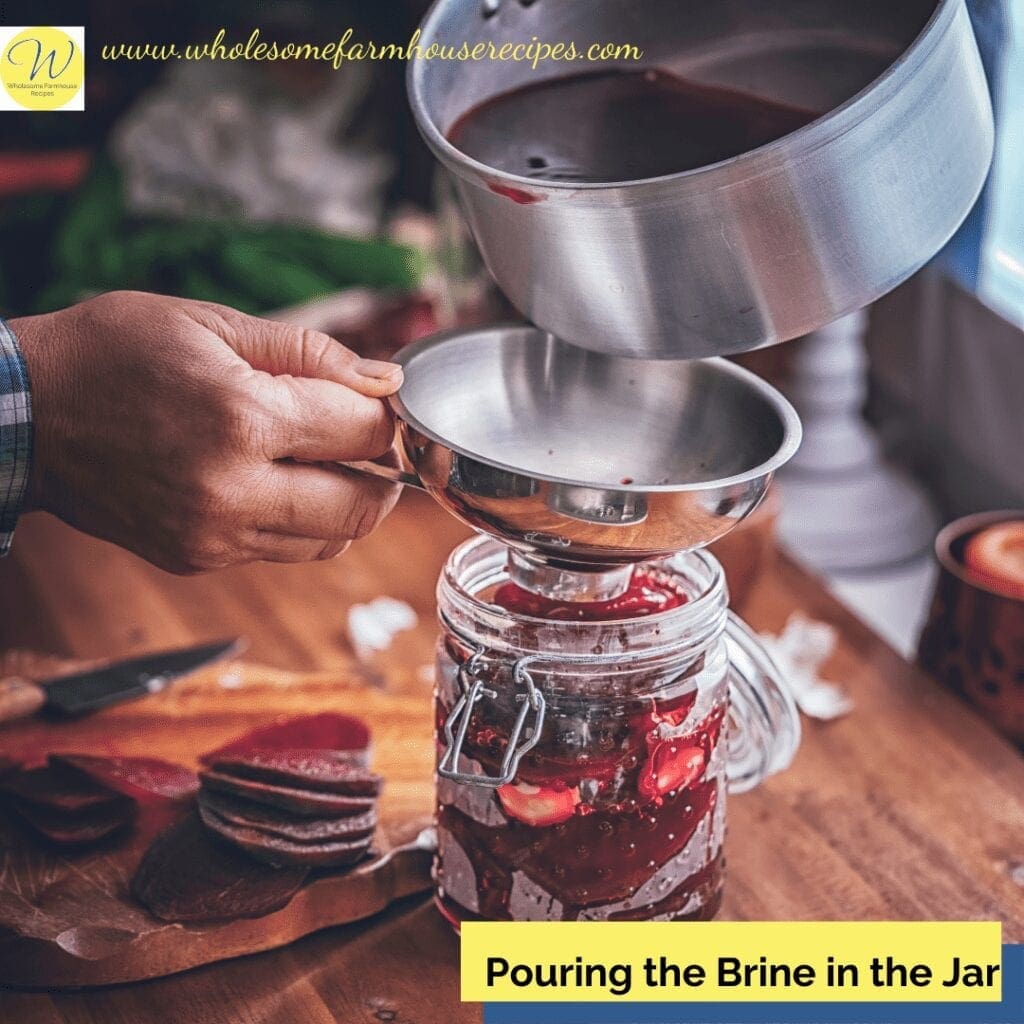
[437,649,547,788]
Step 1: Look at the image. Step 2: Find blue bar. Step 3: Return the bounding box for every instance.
[485,944,1024,1024]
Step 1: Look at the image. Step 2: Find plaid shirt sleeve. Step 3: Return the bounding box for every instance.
[0,317,33,555]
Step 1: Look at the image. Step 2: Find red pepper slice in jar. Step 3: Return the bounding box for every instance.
[497,782,581,826]
[637,743,706,801]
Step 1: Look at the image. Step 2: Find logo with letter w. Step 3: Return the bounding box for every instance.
[0,26,85,111]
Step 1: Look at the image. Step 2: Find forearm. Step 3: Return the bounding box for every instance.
[0,315,33,554]
[0,292,402,573]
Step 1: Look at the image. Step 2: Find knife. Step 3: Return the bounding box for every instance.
[0,638,245,724]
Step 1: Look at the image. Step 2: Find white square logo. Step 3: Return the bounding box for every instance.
[0,26,85,111]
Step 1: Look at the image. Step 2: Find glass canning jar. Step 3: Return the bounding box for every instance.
[433,535,800,926]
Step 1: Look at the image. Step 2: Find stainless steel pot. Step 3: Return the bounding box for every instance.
[408,0,994,359]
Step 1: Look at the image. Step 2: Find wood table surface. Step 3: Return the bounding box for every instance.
[2,491,1024,1024]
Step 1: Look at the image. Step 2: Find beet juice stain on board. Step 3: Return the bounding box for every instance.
[446,68,818,182]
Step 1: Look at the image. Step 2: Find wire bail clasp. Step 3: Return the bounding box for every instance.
[437,650,546,788]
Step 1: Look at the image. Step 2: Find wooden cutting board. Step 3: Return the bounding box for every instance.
[0,660,437,988]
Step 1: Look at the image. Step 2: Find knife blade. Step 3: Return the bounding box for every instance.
[0,638,245,724]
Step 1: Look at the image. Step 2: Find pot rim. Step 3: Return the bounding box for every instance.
[407,0,956,195]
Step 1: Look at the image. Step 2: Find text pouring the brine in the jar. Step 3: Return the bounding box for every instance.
[484,953,1002,998]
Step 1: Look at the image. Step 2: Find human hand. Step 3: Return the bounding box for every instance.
[15,290,404,573]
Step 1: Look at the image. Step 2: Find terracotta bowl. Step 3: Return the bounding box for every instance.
[918,511,1024,744]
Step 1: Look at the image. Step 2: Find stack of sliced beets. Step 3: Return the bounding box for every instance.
[0,714,381,924]
[0,754,197,847]
[196,713,382,869]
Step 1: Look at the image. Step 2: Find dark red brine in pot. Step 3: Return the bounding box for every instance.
[434,543,731,925]
[446,68,817,183]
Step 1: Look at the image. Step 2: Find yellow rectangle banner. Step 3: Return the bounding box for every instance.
[461,921,1002,1002]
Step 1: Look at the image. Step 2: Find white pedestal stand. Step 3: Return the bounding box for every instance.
[777,309,939,573]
